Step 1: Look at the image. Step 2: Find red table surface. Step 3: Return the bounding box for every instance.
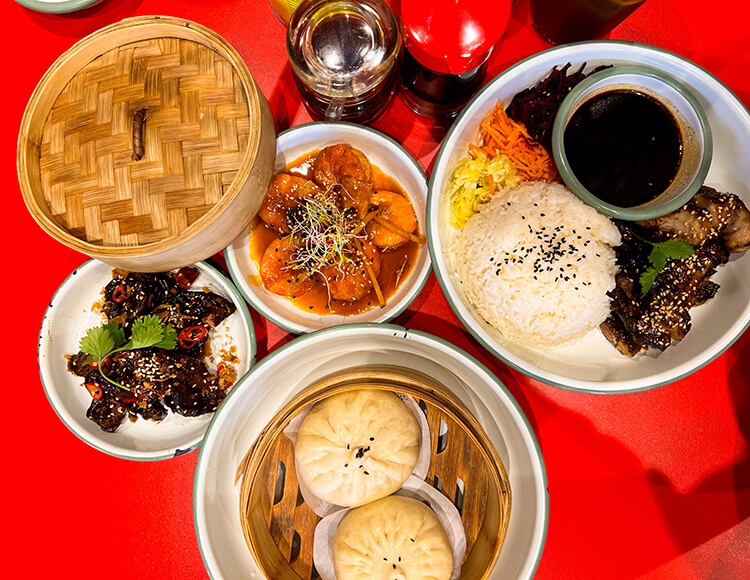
[3,0,749,578]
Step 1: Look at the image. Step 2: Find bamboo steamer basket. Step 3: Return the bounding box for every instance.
[17,15,275,272]
[237,366,512,579]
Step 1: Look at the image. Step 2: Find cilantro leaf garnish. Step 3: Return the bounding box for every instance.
[639,266,660,297]
[79,316,178,391]
[79,325,117,363]
[128,315,177,350]
[636,235,694,297]
[656,238,696,260]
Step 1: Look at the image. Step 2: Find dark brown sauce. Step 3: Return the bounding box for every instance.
[399,46,487,119]
[291,65,398,125]
[249,150,420,316]
[563,89,683,208]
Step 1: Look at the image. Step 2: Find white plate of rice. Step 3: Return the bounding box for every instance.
[428,41,750,392]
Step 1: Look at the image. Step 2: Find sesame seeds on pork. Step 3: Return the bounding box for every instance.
[602,186,750,356]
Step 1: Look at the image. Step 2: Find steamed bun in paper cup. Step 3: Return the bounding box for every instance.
[294,389,421,507]
[332,495,454,580]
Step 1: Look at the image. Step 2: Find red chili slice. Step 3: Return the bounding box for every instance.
[178,325,208,349]
[85,382,103,400]
[112,283,127,303]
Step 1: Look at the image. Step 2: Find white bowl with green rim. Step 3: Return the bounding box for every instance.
[225,121,432,334]
[193,323,548,579]
[428,41,750,393]
[551,64,713,221]
[38,259,255,460]
[14,0,102,14]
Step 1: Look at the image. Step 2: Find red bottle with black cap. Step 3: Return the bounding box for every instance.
[395,0,511,119]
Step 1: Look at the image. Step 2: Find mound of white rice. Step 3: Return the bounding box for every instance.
[454,181,621,348]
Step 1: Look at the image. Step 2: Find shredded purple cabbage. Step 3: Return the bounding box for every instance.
[506,62,612,148]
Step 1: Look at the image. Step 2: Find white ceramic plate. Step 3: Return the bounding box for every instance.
[38,259,256,460]
[194,324,548,580]
[429,41,750,393]
[225,122,432,334]
[14,0,102,14]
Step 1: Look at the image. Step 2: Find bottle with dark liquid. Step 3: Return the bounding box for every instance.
[287,0,400,124]
[396,0,511,119]
[530,0,648,45]
[399,47,487,119]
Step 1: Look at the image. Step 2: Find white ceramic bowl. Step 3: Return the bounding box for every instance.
[428,41,750,392]
[194,324,548,580]
[225,122,431,334]
[14,0,103,14]
[38,259,256,460]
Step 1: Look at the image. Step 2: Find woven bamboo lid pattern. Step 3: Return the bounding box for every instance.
[19,16,275,271]
[40,37,251,246]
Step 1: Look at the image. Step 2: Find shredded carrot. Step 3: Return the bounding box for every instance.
[477,101,559,182]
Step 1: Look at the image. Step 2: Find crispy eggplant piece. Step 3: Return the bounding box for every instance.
[101,267,201,328]
[85,376,129,433]
[152,290,236,329]
[67,351,95,377]
[78,364,168,430]
[126,384,169,424]
[151,291,236,357]
[102,271,175,328]
[114,349,226,417]
[600,315,646,357]
[87,397,128,433]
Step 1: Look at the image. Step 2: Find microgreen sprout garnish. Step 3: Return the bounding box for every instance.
[288,190,363,275]
[633,232,694,296]
[79,315,178,391]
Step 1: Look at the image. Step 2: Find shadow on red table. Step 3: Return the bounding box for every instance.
[266,61,306,134]
[20,0,144,37]
[644,328,750,576]
[373,96,456,174]
[395,300,541,443]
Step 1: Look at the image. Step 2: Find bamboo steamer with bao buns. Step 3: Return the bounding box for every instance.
[237,366,512,579]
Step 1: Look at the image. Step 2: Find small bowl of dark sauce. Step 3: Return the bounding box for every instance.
[551,65,712,220]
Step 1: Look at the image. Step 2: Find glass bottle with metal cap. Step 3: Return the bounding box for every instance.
[397,0,511,119]
[287,0,401,124]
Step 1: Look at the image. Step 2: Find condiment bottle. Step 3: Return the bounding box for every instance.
[269,0,303,25]
[287,0,401,124]
[397,0,511,119]
[529,0,649,45]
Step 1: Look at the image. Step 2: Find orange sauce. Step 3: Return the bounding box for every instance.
[249,149,421,316]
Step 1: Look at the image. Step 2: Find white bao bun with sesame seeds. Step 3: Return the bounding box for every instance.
[294,389,421,507]
[332,495,454,580]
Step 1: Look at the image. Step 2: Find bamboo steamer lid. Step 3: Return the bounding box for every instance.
[17,15,276,272]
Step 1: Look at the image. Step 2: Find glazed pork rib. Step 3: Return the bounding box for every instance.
[602,186,750,356]
[636,186,750,251]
